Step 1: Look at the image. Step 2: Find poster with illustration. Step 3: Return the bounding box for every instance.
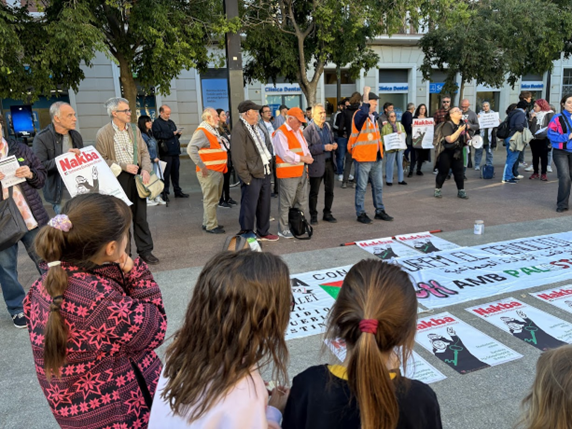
[466,298,572,351]
[530,285,572,315]
[412,118,435,149]
[56,147,132,206]
[355,236,421,260]
[416,312,521,374]
[394,232,461,254]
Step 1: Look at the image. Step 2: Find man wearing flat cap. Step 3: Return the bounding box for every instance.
[231,100,279,241]
[348,86,394,224]
[272,107,314,239]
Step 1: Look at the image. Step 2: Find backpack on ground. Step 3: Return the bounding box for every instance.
[481,165,494,179]
[223,232,261,252]
[496,119,510,139]
[288,208,313,240]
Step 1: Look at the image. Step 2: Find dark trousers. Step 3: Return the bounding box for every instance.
[436,150,464,190]
[239,174,271,236]
[220,152,234,203]
[117,172,154,255]
[530,139,549,175]
[309,159,335,218]
[272,157,279,194]
[160,154,182,195]
[342,153,354,182]
[553,149,572,210]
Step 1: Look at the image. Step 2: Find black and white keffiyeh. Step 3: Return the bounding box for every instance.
[240,116,272,175]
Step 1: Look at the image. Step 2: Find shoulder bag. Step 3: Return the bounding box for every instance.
[0,187,28,252]
[131,124,164,200]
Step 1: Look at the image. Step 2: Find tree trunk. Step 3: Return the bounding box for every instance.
[458,79,465,105]
[116,54,138,118]
[300,80,318,109]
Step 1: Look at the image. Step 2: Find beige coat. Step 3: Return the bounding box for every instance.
[95,122,152,173]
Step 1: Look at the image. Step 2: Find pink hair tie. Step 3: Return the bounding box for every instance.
[359,319,379,334]
[48,214,73,232]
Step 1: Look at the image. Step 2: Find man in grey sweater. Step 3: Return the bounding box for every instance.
[460,99,480,169]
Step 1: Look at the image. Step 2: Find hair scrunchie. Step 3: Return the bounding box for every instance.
[48,214,73,232]
[359,319,379,334]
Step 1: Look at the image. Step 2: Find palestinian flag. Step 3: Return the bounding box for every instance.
[320,280,343,300]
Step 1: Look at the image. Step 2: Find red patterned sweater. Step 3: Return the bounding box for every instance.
[23,258,167,429]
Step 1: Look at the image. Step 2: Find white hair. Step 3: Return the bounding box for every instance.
[104,97,129,118]
[312,103,325,116]
[201,107,216,122]
[49,102,71,121]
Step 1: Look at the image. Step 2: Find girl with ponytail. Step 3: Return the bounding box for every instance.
[282,259,442,429]
[23,193,167,429]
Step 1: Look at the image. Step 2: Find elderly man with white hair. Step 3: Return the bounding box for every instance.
[231,100,279,241]
[32,101,83,214]
[95,97,159,265]
[188,108,228,234]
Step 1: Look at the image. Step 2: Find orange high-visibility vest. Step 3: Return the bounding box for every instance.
[273,124,305,179]
[347,111,382,162]
[196,127,228,173]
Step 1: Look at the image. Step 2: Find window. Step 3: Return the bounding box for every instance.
[563,69,572,97]
[379,69,409,83]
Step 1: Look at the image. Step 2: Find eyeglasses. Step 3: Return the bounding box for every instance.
[116,109,132,113]
[443,101,451,104]
[263,110,271,114]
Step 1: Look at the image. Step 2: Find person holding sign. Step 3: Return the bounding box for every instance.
[527,99,554,181]
[411,104,431,176]
[381,112,407,185]
[434,108,469,199]
[474,102,496,171]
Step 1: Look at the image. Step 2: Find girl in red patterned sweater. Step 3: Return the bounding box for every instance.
[24,193,167,429]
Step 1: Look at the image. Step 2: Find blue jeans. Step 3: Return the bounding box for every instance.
[503,138,520,181]
[0,228,41,316]
[355,159,385,216]
[385,151,404,183]
[52,203,62,214]
[335,137,348,175]
[474,145,493,168]
[553,149,572,210]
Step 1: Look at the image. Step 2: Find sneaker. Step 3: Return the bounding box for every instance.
[205,226,226,234]
[515,175,524,179]
[525,165,534,172]
[529,173,539,180]
[323,214,337,223]
[12,312,27,329]
[386,182,393,186]
[407,171,413,178]
[278,230,294,239]
[341,181,347,189]
[398,181,407,185]
[227,198,238,205]
[434,188,442,198]
[374,210,394,221]
[310,216,318,225]
[337,174,343,182]
[474,166,480,171]
[218,202,232,209]
[540,174,548,181]
[457,189,469,199]
[147,198,158,207]
[202,224,224,230]
[175,192,190,198]
[348,174,354,181]
[519,162,528,168]
[417,171,424,176]
[433,169,438,175]
[547,166,553,173]
[154,196,167,205]
[502,179,518,184]
[357,213,372,224]
[257,233,279,242]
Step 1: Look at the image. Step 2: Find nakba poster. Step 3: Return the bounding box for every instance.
[395,232,572,309]
[287,265,352,341]
[324,338,446,385]
[394,232,461,254]
[466,298,572,351]
[56,147,132,206]
[416,312,522,374]
[412,118,435,149]
[530,285,572,315]
[355,236,421,261]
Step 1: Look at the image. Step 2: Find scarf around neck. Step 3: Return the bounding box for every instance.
[240,117,271,175]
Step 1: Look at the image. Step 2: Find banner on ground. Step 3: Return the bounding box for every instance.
[466,298,572,351]
[355,236,421,260]
[324,338,446,385]
[530,285,572,315]
[56,147,132,206]
[412,118,435,149]
[394,232,461,254]
[478,112,500,129]
[415,312,522,374]
[382,132,407,151]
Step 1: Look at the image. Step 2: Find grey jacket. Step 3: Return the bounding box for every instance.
[32,123,84,204]
[303,121,337,177]
[462,109,480,138]
[231,120,273,184]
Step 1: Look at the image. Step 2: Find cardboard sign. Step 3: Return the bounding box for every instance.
[412,118,435,149]
[467,298,572,351]
[355,236,421,261]
[478,112,500,129]
[530,285,572,315]
[416,312,522,374]
[56,147,132,206]
[383,132,407,151]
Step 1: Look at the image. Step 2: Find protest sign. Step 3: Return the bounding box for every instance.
[394,232,460,254]
[412,118,435,149]
[478,112,500,129]
[416,312,521,374]
[466,298,572,351]
[355,236,421,260]
[382,132,407,151]
[325,338,446,384]
[0,155,26,188]
[530,285,572,315]
[56,147,132,206]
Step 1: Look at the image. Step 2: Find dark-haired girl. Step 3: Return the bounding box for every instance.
[282,260,442,429]
[24,193,167,429]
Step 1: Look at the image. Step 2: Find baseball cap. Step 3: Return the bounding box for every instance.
[238,100,263,113]
[287,107,306,123]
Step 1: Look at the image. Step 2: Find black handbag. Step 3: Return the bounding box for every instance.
[0,186,28,252]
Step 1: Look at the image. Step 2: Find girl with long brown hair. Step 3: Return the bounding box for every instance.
[149,250,291,428]
[515,345,572,429]
[282,259,442,429]
[23,193,167,429]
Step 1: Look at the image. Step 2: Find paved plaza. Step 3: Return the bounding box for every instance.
[1,152,572,429]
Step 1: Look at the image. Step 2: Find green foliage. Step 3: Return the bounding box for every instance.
[419,0,572,95]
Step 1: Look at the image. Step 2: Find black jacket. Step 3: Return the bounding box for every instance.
[32,124,83,205]
[152,117,181,156]
[340,104,360,139]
